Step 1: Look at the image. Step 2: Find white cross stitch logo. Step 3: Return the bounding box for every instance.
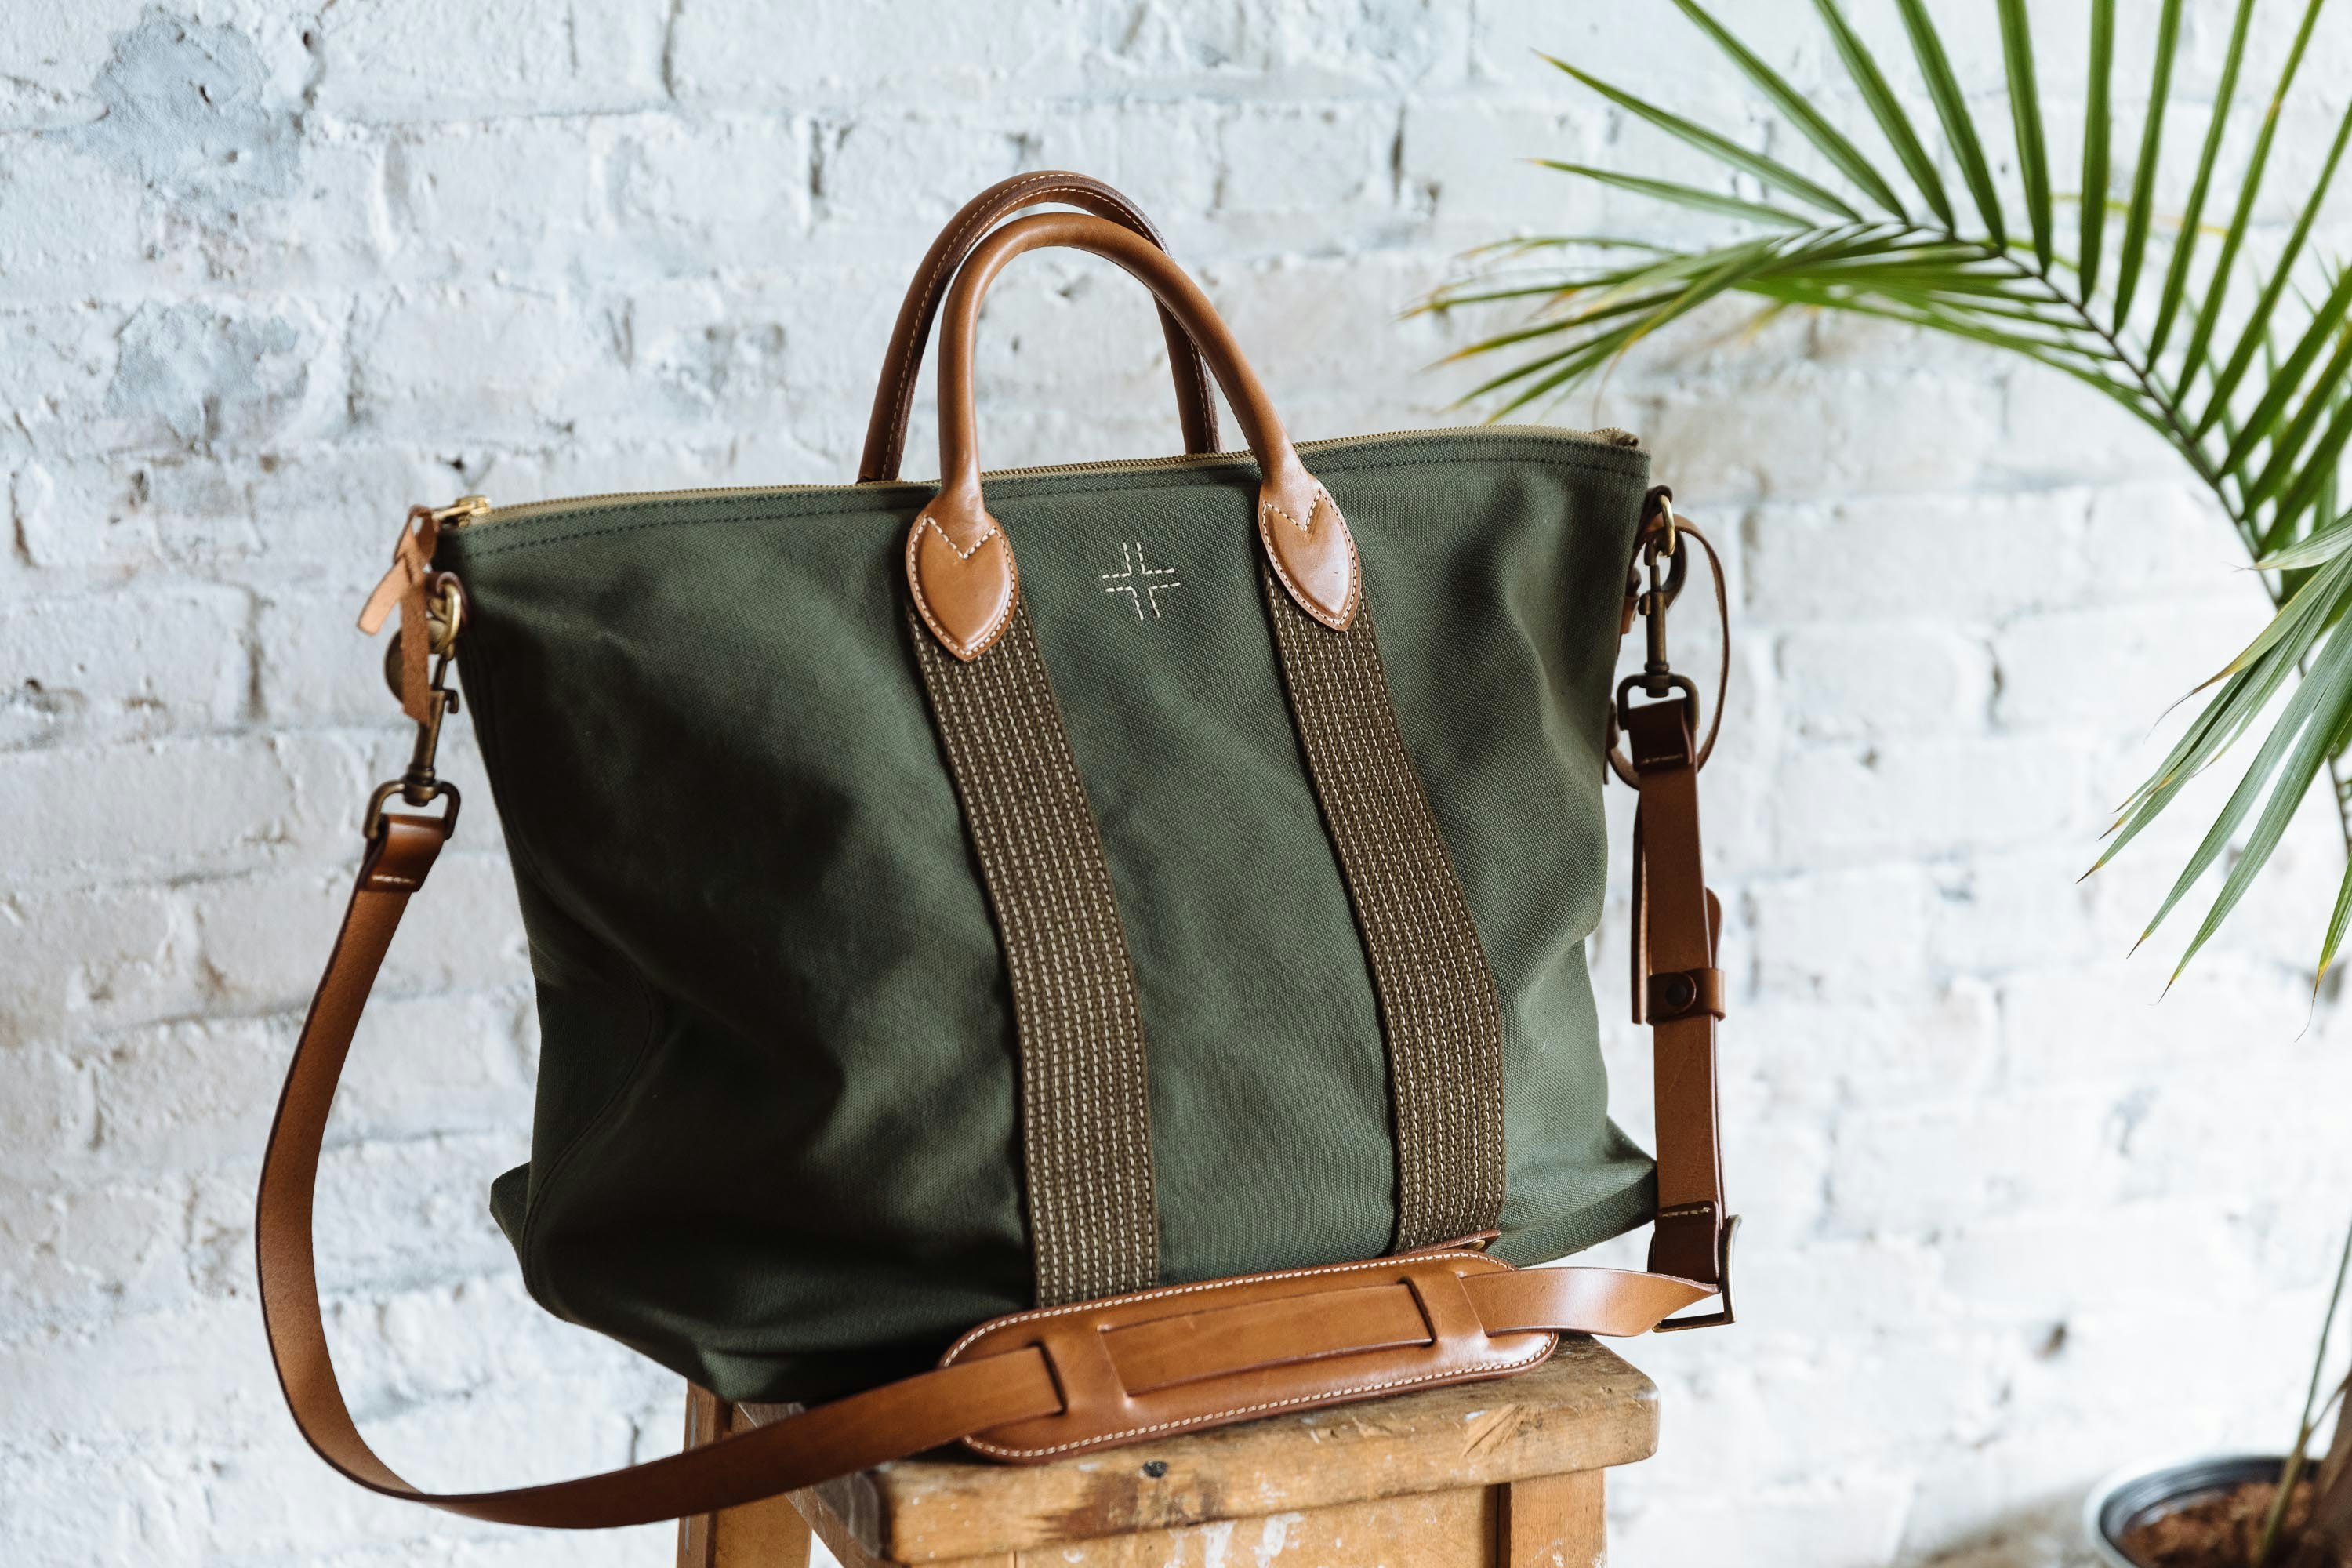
[1101,542,1182,621]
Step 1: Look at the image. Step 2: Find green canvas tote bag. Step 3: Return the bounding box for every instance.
[253,172,1737,1529]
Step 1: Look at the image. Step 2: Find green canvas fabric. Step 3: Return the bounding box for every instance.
[447,426,1657,1404]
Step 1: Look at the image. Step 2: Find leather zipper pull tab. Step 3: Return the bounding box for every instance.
[358,497,485,722]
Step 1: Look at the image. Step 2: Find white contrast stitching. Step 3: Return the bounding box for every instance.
[1257,485,1359,630]
[1258,486,1330,535]
[1100,541,1182,619]
[906,511,1016,659]
[920,511,996,560]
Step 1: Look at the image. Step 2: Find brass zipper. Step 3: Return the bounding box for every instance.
[448,424,1642,530]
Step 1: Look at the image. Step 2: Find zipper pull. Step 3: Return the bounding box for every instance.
[358,495,487,721]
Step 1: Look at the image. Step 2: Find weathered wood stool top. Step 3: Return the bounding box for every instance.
[678,1338,1657,1568]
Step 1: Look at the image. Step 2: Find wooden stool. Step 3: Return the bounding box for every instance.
[676,1338,1657,1568]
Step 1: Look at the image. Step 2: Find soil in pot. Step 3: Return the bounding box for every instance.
[2119,1478,2334,1567]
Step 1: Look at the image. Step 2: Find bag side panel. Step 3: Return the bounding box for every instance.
[1327,446,1657,1259]
[445,495,1033,1402]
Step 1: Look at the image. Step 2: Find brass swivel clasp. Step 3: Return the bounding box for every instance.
[1610,491,1697,775]
[363,570,466,840]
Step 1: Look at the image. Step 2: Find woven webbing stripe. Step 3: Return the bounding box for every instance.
[1261,572,1507,1249]
[907,603,1160,1305]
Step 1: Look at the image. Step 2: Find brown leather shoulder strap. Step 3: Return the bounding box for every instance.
[255,807,1727,1527]
[858,172,1218,482]
[1619,517,1733,1302]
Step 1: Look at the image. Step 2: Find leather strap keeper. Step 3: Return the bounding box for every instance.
[1646,966,1725,1022]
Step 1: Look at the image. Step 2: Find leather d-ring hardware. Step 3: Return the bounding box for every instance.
[941,1250,1555,1461]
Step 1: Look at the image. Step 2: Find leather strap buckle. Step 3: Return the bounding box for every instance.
[1651,1214,1740,1333]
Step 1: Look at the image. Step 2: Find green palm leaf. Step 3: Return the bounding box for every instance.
[2143,0,2257,360]
[2111,0,2183,325]
[1996,0,2052,270]
[1811,0,1952,229]
[2220,266,2352,480]
[2172,0,2328,401]
[1436,0,2352,985]
[2241,328,2352,509]
[2078,0,2113,293]
[1893,0,2004,245]
[1668,0,1907,220]
[1540,56,1862,221]
[2195,109,2352,441]
[1529,163,1814,228]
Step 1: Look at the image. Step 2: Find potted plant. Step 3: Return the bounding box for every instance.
[1426,2,2352,1563]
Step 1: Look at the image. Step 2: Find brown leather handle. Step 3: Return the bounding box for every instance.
[858,172,1219,483]
[903,212,1361,662]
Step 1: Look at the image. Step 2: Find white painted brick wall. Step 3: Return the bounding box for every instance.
[5,4,2350,1565]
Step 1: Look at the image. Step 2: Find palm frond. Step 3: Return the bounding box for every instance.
[1539,55,1862,221]
[2078,0,2114,294]
[2171,0,2328,400]
[1669,1,1908,220]
[1812,0,1951,229]
[2192,45,2352,438]
[1996,0,2052,270]
[1893,0,2004,244]
[2112,0,2184,324]
[1528,163,1814,228]
[1442,0,2352,980]
[2143,0,2257,361]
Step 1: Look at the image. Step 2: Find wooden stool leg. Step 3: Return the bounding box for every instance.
[676,1383,814,1568]
[1500,1469,1606,1568]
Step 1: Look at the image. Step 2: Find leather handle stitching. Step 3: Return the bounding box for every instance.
[885,174,1085,468]
[905,519,1017,659]
[918,512,996,561]
[1254,492,1360,630]
[880,176,1198,477]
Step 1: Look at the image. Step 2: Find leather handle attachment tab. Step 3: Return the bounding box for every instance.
[858,172,1220,484]
[904,212,1359,662]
